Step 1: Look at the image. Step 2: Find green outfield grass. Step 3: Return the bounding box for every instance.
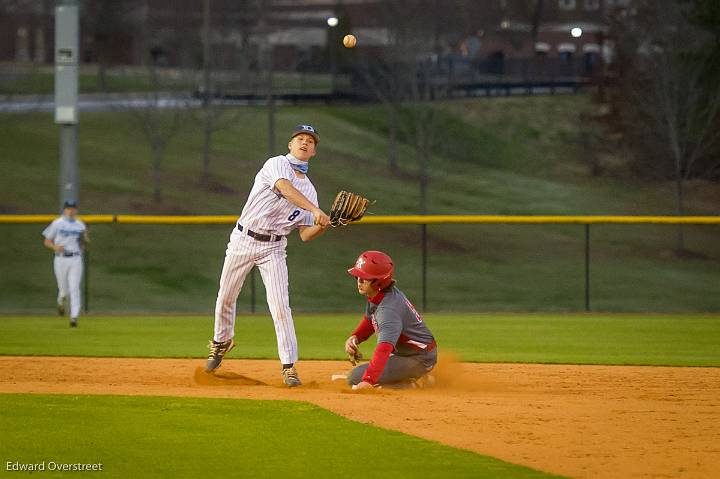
[0,314,718,366]
[0,394,560,479]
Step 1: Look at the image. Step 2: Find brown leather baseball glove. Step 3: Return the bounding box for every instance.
[329,190,371,227]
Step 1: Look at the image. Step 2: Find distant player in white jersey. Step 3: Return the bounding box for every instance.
[206,124,330,387]
[42,200,88,328]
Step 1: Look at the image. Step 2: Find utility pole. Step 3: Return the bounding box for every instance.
[54,0,80,211]
[202,0,211,107]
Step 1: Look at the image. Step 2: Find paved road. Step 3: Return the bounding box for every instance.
[0,84,581,113]
[0,93,248,113]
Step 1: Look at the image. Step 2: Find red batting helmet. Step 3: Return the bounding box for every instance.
[347,251,394,290]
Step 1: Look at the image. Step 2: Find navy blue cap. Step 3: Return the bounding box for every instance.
[63,200,78,208]
[291,124,319,144]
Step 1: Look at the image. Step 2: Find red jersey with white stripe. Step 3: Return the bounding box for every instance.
[364,286,435,355]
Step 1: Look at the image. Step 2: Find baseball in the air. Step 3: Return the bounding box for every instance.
[343,34,357,48]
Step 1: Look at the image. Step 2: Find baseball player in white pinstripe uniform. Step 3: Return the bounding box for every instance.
[42,200,88,328]
[206,124,330,387]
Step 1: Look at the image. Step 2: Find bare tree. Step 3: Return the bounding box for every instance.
[130,65,186,204]
[191,0,261,186]
[357,0,462,203]
[250,0,280,161]
[356,53,403,172]
[124,6,190,204]
[610,0,720,251]
[261,26,276,161]
[530,0,545,44]
[81,0,142,91]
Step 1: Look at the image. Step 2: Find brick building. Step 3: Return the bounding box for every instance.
[0,0,630,75]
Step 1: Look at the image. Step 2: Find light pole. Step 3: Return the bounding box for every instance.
[54,0,80,212]
[567,27,583,77]
[327,16,338,93]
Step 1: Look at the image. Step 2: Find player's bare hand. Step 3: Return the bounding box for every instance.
[54,245,65,253]
[352,381,374,390]
[344,335,358,355]
[312,208,330,228]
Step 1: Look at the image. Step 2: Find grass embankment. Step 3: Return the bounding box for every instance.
[0,66,335,95]
[1,96,718,313]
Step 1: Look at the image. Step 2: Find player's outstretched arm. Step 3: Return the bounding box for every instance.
[275,179,329,227]
[298,224,328,242]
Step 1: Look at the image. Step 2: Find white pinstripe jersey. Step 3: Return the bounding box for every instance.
[238,154,318,236]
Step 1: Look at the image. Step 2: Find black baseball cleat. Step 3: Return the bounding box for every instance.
[70,318,77,328]
[206,339,235,372]
[58,303,65,316]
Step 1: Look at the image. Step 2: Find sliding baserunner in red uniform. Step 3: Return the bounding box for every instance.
[344,251,437,390]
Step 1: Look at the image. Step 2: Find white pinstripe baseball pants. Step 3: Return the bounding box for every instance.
[53,255,83,319]
[213,229,298,365]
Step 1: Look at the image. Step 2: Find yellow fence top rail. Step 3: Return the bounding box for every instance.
[357,215,720,225]
[0,214,116,224]
[1,214,719,225]
[115,215,238,224]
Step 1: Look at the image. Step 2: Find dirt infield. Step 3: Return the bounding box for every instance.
[1,356,718,479]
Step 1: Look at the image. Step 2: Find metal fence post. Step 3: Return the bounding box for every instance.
[421,223,427,312]
[585,224,590,312]
[83,249,89,312]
